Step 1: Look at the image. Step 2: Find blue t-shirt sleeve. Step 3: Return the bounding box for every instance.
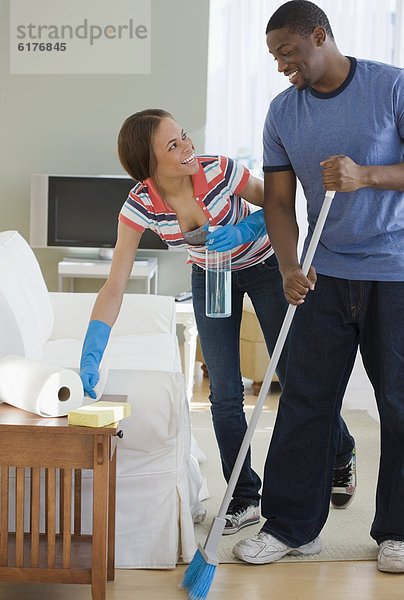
[263,104,293,173]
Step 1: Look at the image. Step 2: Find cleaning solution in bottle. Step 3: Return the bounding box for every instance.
[205,227,231,318]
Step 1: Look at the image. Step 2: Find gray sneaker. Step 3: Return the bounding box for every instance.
[378,540,404,573]
[223,498,260,535]
[233,531,322,564]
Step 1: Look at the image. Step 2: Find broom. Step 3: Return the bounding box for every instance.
[182,189,336,600]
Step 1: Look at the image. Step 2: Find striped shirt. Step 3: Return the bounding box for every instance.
[119,155,273,271]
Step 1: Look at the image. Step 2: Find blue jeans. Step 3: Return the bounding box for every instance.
[192,256,353,502]
[261,275,404,546]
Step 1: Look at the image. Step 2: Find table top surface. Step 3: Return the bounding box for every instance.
[58,258,157,275]
[0,394,127,435]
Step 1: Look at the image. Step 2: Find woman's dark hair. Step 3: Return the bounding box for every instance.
[266,0,334,40]
[117,108,173,181]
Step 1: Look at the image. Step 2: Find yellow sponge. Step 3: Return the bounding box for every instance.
[68,401,131,428]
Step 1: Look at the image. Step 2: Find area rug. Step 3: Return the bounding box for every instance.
[191,408,380,563]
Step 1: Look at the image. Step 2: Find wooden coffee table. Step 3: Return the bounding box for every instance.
[0,395,126,600]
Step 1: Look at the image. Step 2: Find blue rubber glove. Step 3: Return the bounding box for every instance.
[79,320,111,399]
[205,210,267,251]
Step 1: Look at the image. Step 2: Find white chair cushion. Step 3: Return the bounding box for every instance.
[43,333,181,373]
[48,292,177,340]
[105,334,180,372]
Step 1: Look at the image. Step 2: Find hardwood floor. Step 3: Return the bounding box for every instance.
[1,363,402,599]
[0,560,401,600]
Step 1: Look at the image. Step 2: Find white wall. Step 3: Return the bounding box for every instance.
[0,0,210,294]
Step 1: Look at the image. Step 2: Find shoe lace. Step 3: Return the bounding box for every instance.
[333,461,352,487]
[385,540,404,549]
[227,499,252,517]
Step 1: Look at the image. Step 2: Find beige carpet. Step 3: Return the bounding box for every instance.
[191,408,380,563]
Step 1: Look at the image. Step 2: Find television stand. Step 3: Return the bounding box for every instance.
[98,248,114,260]
[58,257,158,294]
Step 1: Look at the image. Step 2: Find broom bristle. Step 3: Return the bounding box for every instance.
[182,548,217,600]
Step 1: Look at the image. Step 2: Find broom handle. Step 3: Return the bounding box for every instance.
[214,190,336,523]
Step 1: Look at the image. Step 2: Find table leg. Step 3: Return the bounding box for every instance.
[0,466,8,567]
[107,449,116,581]
[91,436,109,600]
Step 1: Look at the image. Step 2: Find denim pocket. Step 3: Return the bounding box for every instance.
[254,253,279,272]
[191,263,204,274]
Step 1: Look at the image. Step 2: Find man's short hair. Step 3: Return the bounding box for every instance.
[266,0,334,40]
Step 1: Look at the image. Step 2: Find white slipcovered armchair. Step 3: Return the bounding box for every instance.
[0,230,204,568]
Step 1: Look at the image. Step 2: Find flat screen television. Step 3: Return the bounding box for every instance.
[30,174,169,252]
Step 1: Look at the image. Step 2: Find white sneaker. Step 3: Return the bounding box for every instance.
[378,540,404,573]
[233,531,322,564]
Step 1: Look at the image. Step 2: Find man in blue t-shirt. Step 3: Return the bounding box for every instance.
[233,1,404,573]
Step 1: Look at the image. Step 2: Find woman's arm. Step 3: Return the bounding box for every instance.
[205,174,266,250]
[238,174,264,207]
[90,221,143,325]
[206,209,267,251]
[80,221,142,397]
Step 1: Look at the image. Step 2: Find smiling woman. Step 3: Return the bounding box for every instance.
[151,118,199,186]
[78,107,294,537]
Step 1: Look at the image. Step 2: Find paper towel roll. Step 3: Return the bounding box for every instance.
[0,355,84,417]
